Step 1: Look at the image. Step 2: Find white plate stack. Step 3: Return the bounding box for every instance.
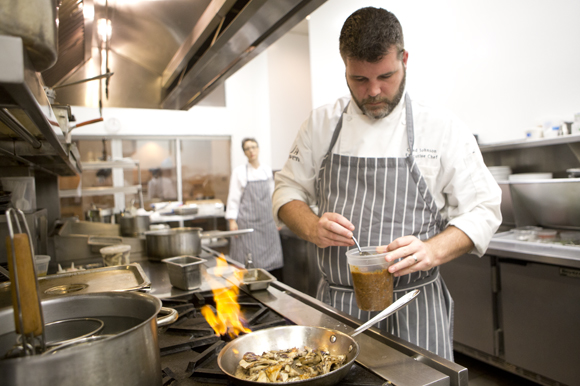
[508,173,553,181]
[488,166,512,181]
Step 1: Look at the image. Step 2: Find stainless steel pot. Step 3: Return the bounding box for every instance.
[217,289,421,386]
[0,0,58,71]
[0,291,162,386]
[118,213,151,237]
[145,227,254,261]
[85,207,114,223]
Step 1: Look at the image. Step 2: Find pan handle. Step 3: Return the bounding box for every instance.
[156,307,178,327]
[200,229,254,239]
[350,289,420,338]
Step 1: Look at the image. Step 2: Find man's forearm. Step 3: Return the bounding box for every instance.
[278,200,319,243]
[426,225,474,266]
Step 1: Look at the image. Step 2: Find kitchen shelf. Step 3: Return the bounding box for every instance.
[0,35,81,176]
[479,133,580,153]
[58,159,144,207]
[81,160,140,170]
[59,185,142,198]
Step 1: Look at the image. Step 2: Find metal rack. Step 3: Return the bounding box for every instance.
[58,159,144,208]
[0,35,82,177]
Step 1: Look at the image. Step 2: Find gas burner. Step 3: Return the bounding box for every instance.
[158,292,289,385]
[158,291,391,386]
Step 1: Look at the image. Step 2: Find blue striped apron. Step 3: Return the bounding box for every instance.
[315,94,454,361]
[230,165,283,271]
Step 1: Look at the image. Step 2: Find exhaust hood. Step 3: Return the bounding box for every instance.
[42,0,327,110]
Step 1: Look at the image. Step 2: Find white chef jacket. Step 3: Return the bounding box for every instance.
[226,163,275,220]
[272,92,502,257]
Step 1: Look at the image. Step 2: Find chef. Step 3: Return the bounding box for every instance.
[272,7,501,361]
[227,138,284,280]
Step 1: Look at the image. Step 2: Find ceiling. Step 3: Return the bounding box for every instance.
[43,0,324,111]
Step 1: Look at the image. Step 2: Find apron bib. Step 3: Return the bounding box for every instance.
[230,166,283,271]
[315,94,454,361]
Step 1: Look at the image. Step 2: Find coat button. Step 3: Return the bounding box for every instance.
[346,116,352,121]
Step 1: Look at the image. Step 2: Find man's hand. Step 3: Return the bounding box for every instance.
[378,226,474,277]
[313,212,355,248]
[278,200,355,248]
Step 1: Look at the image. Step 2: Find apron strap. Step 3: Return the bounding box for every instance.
[405,93,415,153]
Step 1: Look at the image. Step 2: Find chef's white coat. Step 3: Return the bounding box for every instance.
[272,92,502,257]
[226,163,275,221]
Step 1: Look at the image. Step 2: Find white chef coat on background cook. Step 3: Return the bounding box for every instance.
[226,163,275,221]
[273,92,502,256]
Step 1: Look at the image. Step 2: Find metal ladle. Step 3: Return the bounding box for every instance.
[352,235,371,256]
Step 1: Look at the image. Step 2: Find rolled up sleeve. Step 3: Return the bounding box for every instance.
[438,122,502,256]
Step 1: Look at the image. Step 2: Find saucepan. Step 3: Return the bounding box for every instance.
[145,227,253,261]
[0,291,164,386]
[217,289,420,386]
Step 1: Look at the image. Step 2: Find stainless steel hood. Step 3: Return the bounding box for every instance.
[44,0,326,110]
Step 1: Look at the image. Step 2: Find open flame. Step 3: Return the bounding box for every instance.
[201,256,251,338]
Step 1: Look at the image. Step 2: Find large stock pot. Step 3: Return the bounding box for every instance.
[0,0,58,71]
[0,291,163,386]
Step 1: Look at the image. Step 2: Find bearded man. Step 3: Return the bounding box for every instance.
[272,7,501,361]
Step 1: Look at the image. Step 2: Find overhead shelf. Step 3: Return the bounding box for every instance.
[58,159,144,207]
[479,134,580,153]
[59,185,142,198]
[0,35,82,176]
[81,160,140,170]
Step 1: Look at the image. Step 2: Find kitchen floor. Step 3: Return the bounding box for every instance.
[454,352,541,386]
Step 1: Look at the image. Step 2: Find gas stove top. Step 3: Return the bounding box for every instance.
[141,248,466,386]
[157,291,387,386]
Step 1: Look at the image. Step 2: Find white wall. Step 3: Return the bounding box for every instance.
[309,0,580,144]
[267,27,313,170]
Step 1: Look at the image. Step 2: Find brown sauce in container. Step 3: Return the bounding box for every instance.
[351,267,393,311]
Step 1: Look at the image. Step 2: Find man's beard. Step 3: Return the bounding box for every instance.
[349,69,406,120]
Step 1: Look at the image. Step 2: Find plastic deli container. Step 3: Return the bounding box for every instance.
[99,244,131,266]
[163,256,207,290]
[513,226,543,241]
[34,255,51,277]
[346,246,393,311]
[535,229,558,242]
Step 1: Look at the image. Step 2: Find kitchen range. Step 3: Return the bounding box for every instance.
[0,246,468,386]
[139,252,468,386]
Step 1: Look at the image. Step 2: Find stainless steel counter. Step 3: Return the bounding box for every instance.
[487,230,580,268]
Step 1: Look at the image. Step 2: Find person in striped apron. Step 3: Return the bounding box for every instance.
[226,138,284,279]
[272,7,501,361]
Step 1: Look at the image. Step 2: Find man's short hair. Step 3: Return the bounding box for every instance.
[339,7,405,63]
[241,137,258,150]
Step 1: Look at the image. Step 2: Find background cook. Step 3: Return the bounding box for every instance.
[226,138,284,280]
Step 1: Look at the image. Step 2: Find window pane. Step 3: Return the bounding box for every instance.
[122,139,177,208]
[59,139,115,219]
[181,138,231,204]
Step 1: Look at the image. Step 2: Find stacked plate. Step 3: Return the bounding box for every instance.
[488,166,512,181]
[508,173,553,181]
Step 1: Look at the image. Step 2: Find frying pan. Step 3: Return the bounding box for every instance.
[217,289,420,386]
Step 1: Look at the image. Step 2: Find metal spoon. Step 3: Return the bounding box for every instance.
[352,235,371,255]
[350,289,421,337]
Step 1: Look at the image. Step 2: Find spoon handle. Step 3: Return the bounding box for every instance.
[350,289,421,337]
[352,236,363,253]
